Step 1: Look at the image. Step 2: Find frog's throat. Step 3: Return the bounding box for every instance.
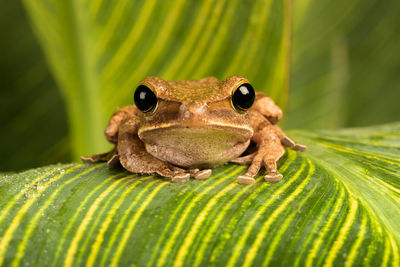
[145,139,250,169]
[138,125,253,169]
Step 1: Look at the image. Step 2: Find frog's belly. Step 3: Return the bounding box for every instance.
[141,127,251,168]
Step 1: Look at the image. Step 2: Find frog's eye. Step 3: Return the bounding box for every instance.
[134,84,158,113]
[232,83,255,112]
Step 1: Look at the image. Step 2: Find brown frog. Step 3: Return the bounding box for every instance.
[82,76,306,184]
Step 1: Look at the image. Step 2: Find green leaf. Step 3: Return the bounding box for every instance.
[22,0,292,159]
[1,123,399,266]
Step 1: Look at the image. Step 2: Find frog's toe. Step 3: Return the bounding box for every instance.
[230,153,256,165]
[81,150,111,163]
[171,173,191,183]
[294,143,307,152]
[107,154,120,168]
[237,175,256,185]
[170,165,186,173]
[194,169,212,180]
[264,172,283,183]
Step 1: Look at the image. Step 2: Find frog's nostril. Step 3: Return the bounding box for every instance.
[179,103,207,119]
[179,104,191,118]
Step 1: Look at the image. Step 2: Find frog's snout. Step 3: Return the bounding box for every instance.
[179,103,208,120]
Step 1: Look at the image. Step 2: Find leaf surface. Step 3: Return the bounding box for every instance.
[1,123,399,266]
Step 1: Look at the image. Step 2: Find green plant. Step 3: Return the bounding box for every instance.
[0,2,69,170]
[3,0,400,169]
[1,0,399,265]
[22,0,291,159]
[1,124,399,266]
[288,0,400,129]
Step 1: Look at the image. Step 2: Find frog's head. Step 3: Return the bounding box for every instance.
[134,76,256,168]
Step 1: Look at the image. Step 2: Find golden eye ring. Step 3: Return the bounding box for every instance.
[134,82,158,114]
[231,81,255,112]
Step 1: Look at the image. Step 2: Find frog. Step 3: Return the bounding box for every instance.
[81,76,306,184]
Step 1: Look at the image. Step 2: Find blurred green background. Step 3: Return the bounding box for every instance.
[1,0,399,171]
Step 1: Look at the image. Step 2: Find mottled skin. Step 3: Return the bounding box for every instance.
[82,76,306,184]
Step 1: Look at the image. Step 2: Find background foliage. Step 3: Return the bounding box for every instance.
[287,0,400,129]
[0,2,68,170]
[24,0,291,161]
[1,0,400,171]
[1,0,400,266]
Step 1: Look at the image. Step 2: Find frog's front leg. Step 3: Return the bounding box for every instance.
[118,117,209,182]
[236,125,285,185]
[252,92,307,151]
[81,105,137,164]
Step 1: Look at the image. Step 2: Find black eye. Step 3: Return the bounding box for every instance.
[134,85,158,113]
[232,83,255,111]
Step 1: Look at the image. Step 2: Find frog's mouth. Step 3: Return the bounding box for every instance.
[138,121,253,137]
[138,124,253,168]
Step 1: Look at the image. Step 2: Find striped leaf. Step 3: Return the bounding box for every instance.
[22,0,291,159]
[1,123,399,266]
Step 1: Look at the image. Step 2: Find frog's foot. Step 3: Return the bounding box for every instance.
[238,128,285,185]
[171,173,191,183]
[81,155,101,163]
[264,171,283,183]
[262,155,284,183]
[237,170,283,184]
[233,153,258,184]
[237,174,256,185]
[237,153,282,185]
[107,154,121,168]
[81,152,110,163]
[157,165,191,183]
[166,168,212,182]
[294,143,307,152]
[81,148,117,163]
[189,169,212,180]
[158,169,190,183]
